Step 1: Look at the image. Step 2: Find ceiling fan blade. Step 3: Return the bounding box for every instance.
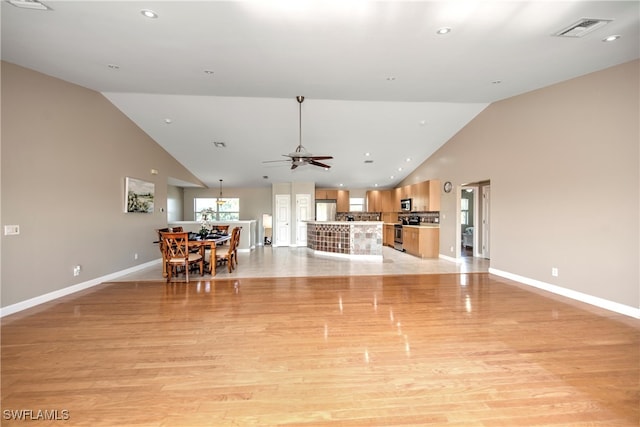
[310,160,331,168]
[309,156,333,160]
[262,159,291,163]
[291,163,298,170]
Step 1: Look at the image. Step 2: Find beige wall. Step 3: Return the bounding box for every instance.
[1,62,204,308]
[401,59,639,310]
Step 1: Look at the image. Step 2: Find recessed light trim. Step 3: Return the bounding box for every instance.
[140,9,158,19]
[602,34,621,42]
[436,27,451,35]
[164,118,173,124]
[204,70,215,75]
[213,141,226,148]
[107,64,120,70]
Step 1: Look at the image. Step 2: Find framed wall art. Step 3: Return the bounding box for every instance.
[125,177,154,213]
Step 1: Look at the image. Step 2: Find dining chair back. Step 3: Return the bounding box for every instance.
[162,231,203,282]
[216,227,240,273]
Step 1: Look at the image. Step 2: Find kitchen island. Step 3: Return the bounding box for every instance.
[306,221,383,261]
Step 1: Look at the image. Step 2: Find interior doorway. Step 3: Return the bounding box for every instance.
[459,180,490,259]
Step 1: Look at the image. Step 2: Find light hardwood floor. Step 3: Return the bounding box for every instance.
[2,249,639,426]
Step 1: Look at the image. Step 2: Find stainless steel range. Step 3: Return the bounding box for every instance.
[394,224,403,251]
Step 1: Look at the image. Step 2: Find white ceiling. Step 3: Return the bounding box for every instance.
[2,1,638,189]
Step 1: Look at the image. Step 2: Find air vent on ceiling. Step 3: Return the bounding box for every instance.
[7,0,50,10]
[364,160,374,164]
[554,18,612,38]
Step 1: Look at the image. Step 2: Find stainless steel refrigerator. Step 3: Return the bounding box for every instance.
[315,200,337,221]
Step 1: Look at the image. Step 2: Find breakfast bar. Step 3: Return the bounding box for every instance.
[306,221,383,261]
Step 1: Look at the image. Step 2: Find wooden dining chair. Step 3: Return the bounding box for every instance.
[162,231,203,282]
[216,227,240,273]
[232,227,241,266]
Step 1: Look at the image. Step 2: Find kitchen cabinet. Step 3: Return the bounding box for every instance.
[403,226,439,258]
[409,180,441,212]
[315,189,338,200]
[394,187,403,211]
[337,190,350,212]
[366,190,382,212]
[366,189,393,212]
[383,224,395,247]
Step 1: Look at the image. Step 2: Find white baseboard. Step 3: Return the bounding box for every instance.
[0,259,161,318]
[489,268,640,319]
[439,254,462,263]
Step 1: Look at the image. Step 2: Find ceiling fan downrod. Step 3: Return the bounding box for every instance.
[297,96,304,152]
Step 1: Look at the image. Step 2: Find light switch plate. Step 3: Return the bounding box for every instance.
[4,225,20,235]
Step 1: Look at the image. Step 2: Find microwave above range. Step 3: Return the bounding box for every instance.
[400,198,412,211]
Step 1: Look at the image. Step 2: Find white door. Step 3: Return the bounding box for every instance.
[274,194,291,247]
[296,194,311,246]
[481,185,491,259]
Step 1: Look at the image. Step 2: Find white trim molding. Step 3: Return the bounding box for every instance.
[0,259,161,318]
[489,268,640,319]
[439,253,462,263]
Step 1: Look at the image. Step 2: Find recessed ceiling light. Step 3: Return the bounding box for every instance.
[602,35,621,42]
[204,70,215,75]
[419,120,426,126]
[374,183,379,187]
[8,0,50,10]
[436,27,451,35]
[364,160,374,164]
[339,183,344,187]
[213,141,226,148]
[405,158,411,162]
[390,175,395,179]
[107,64,120,70]
[365,152,370,156]
[492,80,502,84]
[164,118,173,124]
[398,167,403,172]
[140,9,158,19]
[386,76,396,81]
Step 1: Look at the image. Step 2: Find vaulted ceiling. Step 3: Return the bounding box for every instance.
[2,1,638,188]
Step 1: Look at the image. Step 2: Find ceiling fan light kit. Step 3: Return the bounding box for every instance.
[262,96,333,170]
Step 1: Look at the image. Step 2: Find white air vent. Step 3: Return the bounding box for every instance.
[554,18,612,38]
[8,0,50,10]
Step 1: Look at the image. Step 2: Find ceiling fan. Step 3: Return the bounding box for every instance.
[263,96,333,170]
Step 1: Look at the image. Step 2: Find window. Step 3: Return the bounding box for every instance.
[349,197,364,212]
[194,198,240,221]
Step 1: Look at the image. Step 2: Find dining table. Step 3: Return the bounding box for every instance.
[158,234,231,278]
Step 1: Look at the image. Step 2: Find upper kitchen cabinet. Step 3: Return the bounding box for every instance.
[315,189,338,200]
[366,190,382,212]
[366,189,394,212]
[337,190,350,212]
[411,180,441,212]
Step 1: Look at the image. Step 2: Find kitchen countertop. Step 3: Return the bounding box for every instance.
[306,220,383,224]
[398,224,440,228]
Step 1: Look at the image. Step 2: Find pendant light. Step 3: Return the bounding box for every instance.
[217,179,225,205]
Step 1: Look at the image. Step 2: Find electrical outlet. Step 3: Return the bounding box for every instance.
[551,267,559,277]
[73,265,81,276]
[4,225,20,235]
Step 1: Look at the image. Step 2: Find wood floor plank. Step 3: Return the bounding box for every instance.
[2,273,638,426]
